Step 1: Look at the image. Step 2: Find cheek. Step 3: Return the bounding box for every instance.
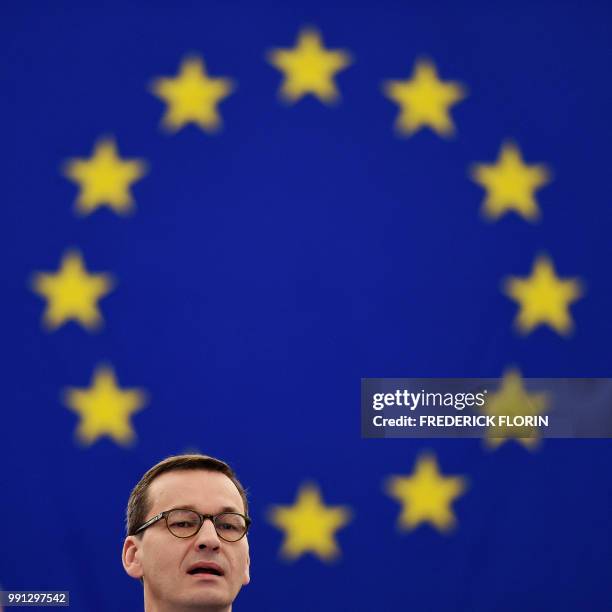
[142,539,185,580]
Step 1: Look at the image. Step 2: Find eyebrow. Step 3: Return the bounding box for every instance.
[171,504,242,514]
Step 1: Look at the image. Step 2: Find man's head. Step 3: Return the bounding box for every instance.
[122,454,250,611]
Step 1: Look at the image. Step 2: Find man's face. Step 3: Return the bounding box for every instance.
[123,470,250,610]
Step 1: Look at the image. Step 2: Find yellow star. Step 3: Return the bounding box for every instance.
[382,59,466,136]
[385,453,466,532]
[481,368,549,450]
[151,56,235,133]
[63,364,147,446]
[63,138,147,215]
[267,27,352,104]
[471,141,551,221]
[504,254,583,336]
[268,482,352,561]
[31,250,115,331]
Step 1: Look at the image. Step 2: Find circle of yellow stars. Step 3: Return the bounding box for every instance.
[28,23,587,560]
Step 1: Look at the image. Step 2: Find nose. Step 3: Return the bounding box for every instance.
[194,517,221,551]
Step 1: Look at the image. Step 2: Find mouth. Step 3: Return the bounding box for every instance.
[187,563,224,578]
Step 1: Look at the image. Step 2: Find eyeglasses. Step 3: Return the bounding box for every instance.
[134,508,251,542]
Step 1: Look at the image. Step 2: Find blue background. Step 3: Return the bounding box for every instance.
[1,1,612,610]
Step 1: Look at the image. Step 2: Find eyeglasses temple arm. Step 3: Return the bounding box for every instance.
[134,511,165,534]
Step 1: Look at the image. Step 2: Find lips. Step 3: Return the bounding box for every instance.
[187,562,225,577]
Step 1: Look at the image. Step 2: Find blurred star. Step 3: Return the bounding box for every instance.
[64,364,147,446]
[268,482,352,561]
[382,59,466,136]
[385,453,466,532]
[504,254,583,335]
[267,27,352,104]
[471,141,551,221]
[482,368,549,450]
[31,250,115,331]
[151,56,235,133]
[63,138,147,215]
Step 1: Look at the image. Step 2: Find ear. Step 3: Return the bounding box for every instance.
[122,536,144,580]
[242,544,250,585]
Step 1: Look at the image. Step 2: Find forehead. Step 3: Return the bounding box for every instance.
[147,469,244,514]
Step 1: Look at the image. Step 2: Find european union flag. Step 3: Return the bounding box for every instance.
[2,1,612,610]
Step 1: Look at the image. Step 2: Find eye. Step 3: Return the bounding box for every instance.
[171,520,197,528]
[219,522,238,531]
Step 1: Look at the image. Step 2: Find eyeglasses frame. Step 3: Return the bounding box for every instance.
[133,508,252,542]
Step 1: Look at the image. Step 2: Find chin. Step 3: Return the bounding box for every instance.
[185,591,228,607]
